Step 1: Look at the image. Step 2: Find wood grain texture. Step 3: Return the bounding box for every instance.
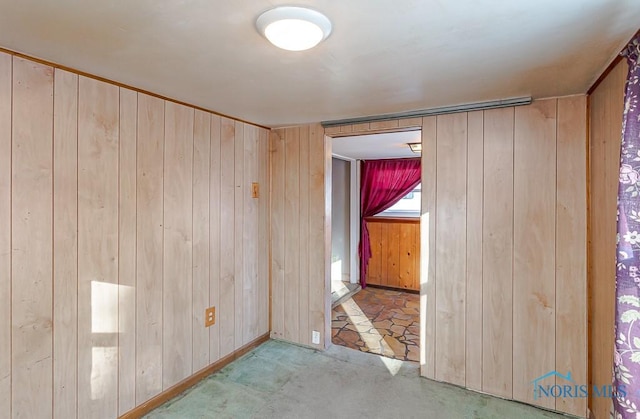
[482,107,514,398]
[367,222,383,285]
[379,223,389,286]
[53,69,78,419]
[434,112,467,386]
[556,95,587,417]
[513,99,557,408]
[280,105,588,416]
[233,121,244,350]
[369,119,399,131]
[365,219,420,291]
[420,116,437,379]
[398,118,423,128]
[309,123,327,348]
[589,84,607,419]
[0,51,10,418]
[192,109,211,372]
[298,126,310,346]
[162,102,194,389]
[11,57,54,419]
[242,124,259,345]
[258,128,270,336]
[77,76,119,418]
[465,110,483,392]
[209,115,221,362]
[588,60,626,419]
[0,50,272,419]
[118,87,137,416]
[270,129,285,340]
[219,117,235,357]
[284,127,300,343]
[398,223,415,289]
[136,93,164,404]
[386,221,401,288]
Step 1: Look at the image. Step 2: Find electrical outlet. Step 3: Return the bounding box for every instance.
[205,306,216,327]
[312,330,320,345]
[251,182,259,198]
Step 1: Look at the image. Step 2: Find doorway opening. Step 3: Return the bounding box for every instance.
[329,129,422,363]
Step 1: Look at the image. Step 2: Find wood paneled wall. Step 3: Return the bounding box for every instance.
[273,100,587,416]
[0,51,270,419]
[365,218,420,291]
[270,125,329,347]
[427,97,587,416]
[588,59,627,419]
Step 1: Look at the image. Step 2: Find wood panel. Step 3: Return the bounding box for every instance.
[192,109,211,372]
[482,107,514,398]
[367,222,383,285]
[399,222,414,288]
[11,57,54,419]
[364,218,420,291]
[77,76,119,418]
[513,99,557,408]
[53,69,78,419]
[118,87,137,415]
[270,129,285,340]
[589,60,626,419]
[219,117,235,357]
[465,110,483,392]
[386,221,401,288]
[234,121,244,350]
[0,51,10,418]
[309,123,328,348]
[136,94,164,404]
[243,124,259,345]
[258,128,270,336]
[162,102,194,388]
[209,115,221,362]
[369,119,399,131]
[434,112,468,386]
[556,95,587,417]
[0,50,271,419]
[284,127,301,342]
[284,98,588,416]
[298,126,311,346]
[421,115,437,379]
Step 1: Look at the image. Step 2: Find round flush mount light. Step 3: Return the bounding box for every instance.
[256,6,332,51]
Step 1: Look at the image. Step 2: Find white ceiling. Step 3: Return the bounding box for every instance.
[332,131,421,160]
[0,1,638,127]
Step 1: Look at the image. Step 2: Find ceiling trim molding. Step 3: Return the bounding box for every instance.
[321,97,532,128]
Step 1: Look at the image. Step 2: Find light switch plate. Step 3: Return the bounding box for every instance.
[252,182,259,198]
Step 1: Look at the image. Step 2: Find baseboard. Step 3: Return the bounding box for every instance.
[367,283,420,294]
[119,332,271,419]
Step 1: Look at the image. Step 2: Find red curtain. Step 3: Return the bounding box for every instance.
[359,158,421,287]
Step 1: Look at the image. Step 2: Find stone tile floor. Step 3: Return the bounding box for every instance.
[331,286,420,362]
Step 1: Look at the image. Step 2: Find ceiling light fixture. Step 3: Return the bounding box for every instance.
[408,143,422,153]
[256,6,332,51]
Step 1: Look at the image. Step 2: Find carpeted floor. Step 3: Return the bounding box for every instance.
[332,286,420,362]
[144,340,565,419]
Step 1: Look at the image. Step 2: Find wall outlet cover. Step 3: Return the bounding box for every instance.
[312,330,320,345]
[205,306,216,327]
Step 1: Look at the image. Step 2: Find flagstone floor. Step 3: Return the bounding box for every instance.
[331,286,420,362]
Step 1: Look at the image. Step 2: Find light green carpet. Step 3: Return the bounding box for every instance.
[145,340,572,419]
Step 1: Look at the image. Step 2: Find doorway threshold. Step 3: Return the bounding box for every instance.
[331,281,361,309]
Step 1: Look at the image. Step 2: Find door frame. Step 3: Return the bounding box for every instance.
[323,121,429,376]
